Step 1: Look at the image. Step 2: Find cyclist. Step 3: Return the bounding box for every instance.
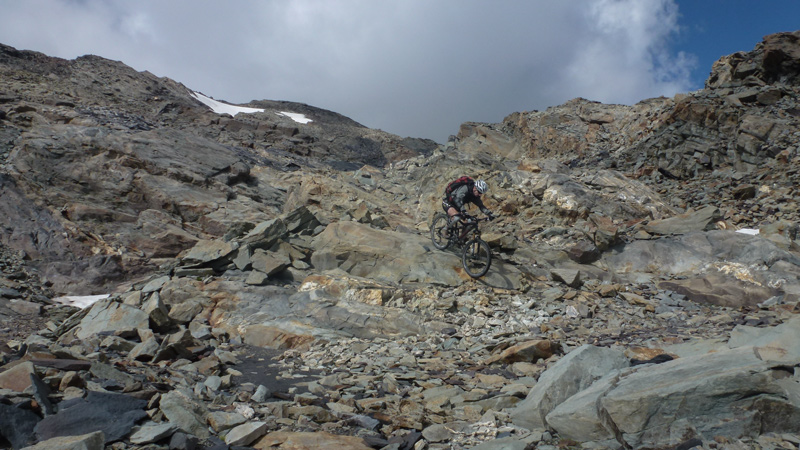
[442,177,495,236]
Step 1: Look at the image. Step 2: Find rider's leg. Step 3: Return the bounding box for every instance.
[446,206,461,228]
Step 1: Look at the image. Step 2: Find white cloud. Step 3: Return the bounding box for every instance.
[0,0,697,142]
[558,0,696,104]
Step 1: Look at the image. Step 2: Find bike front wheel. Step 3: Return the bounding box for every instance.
[462,238,491,278]
[430,213,452,250]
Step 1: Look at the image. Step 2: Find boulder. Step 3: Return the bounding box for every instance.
[34,391,147,444]
[0,361,37,392]
[0,403,40,449]
[310,221,526,289]
[607,230,800,304]
[69,299,149,341]
[158,389,210,438]
[643,206,722,235]
[600,346,800,448]
[128,423,178,445]
[510,345,629,431]
[253,431,372,450]
[225,421,267,446]
[22,431,105,450]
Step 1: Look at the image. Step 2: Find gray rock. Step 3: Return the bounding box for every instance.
[181,240,237,266]
[282,206,322,234]
[511,345,629,431]
[252,384,271,402]
[421,421,470,443]
[224,421,267,446]
[159,389,210,438]
[643,206,722,235]
[310,221,525,289]
[22,431,105,450]
[142,293,172,330]
[207,411,247,433]
[204,375,222,391]
[71,299,149,340]
[129,337,160,361]
[250,249,291,276]
[0,403,40,449]
[245,270,270,286]
[601,346,800,448]
[469,435,541,450]
[34,391,147,444]
[141,275,171,294]
[89,362,137,390]
[550,269,582,288]
[129,422,177,445]
[0,361,36,392]
[29,373,55,416]
[728,315,800,363]
[231,245,253,271]
[242,218,288,250]
[545,370,628,441]
[168,299,204,324]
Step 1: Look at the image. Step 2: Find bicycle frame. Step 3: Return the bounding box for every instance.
[452,217,485,246]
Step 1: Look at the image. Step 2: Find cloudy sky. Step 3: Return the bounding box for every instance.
[1,1,798,143]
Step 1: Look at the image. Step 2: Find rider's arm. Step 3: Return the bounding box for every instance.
[473,196,491,216]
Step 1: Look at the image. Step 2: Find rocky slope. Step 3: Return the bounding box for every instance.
[0,31,800,450]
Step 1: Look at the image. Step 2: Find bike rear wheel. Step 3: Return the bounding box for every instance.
[462,238,491,278]
[430,213,452,250]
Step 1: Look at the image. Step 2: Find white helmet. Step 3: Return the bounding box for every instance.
[475,179,488,194]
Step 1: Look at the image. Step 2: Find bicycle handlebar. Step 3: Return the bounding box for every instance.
[461,214,493,223]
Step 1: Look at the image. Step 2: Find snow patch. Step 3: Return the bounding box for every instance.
[53,294,110,309]
[736,228,760,235]
[191,91,264,116]
[278,111,313,124]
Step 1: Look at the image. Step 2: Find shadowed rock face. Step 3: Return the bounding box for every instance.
[1,32,800,450]
[0,43,436,294]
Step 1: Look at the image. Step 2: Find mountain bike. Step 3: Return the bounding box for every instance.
[430,213,492,278]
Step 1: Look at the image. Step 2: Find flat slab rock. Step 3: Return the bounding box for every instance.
[34,391,148,444]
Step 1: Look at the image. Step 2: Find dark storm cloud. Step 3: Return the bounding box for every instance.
[0,0,695,142]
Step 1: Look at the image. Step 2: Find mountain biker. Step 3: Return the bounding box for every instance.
[442,178,495,235]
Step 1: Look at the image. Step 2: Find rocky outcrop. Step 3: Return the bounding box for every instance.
[481,31,800,181]
[512,317,800,449]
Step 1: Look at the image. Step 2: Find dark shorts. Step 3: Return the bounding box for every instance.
[442,199,455,213]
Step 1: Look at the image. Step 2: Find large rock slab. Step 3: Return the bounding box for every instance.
[34,391,147,444]
[159,389,210,439]
[728,315,800,363]
[606,230,800,305]
[524,317,800,447]
[209,275,444,348]
[69,299,150,340]
[643,206,722,235]
[22,431,105,450]
[310,221,526,289]
[546,370,628,442]
[0,361,37,392]
[600,346,800,448]
[658,273,779,307]
[510,345,629,431]
[0,403,40,449]
[253,431,372,450]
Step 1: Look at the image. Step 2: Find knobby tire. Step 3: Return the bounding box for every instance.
[462,238,491,278]
[430,213,452,250]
